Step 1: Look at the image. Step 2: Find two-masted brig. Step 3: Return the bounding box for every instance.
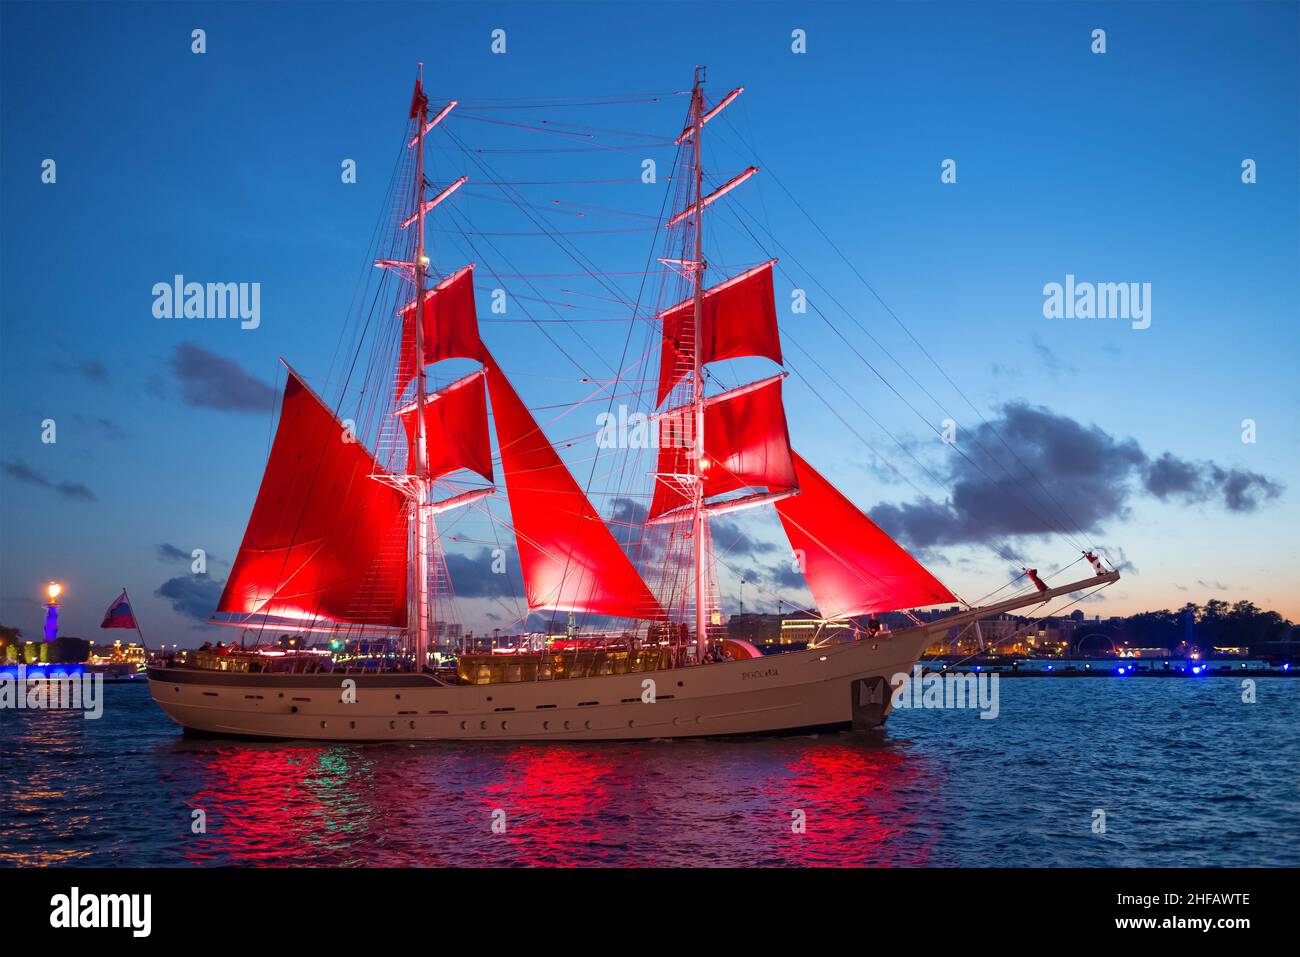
[146,67,1118,741]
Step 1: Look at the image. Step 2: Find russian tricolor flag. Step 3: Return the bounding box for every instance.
[101,590,138,629]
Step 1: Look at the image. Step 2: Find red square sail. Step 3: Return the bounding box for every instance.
[656,260,782,405]
[216,368,409,627]
[775,451,956,618]
[649,374,797,520]
[397,264,483,396]
[483,350,665,621]
[396,370,493,482]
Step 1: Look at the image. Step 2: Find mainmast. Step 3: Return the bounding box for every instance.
[410,64,433,670]
[688,67,710,660]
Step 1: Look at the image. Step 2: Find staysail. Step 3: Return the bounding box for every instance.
[656,259,782,405]
[775,451,956,618]
[649,374,797,520]
[216,367,409,627]
[482,349,666,621]
[396,369,493,482]
[396,264,483,396]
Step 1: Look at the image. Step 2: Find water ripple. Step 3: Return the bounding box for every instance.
[0,679,1296,866]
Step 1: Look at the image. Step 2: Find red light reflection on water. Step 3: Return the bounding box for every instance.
[182,745,374,865]
[172,737,939,866]
[481,747,617,866]
[767,741,939,866]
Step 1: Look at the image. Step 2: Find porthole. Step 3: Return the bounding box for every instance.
[460,721,468,731]
[350,721,356,730]
[628,720,635,729]
[563,721,571,731]
[320,721,327,729]
[409,721,415,730]
[389,720,396,730]
[543,721,550,730]
[584,720,591,730]
[479,720,487,730]
[501,721,509,731]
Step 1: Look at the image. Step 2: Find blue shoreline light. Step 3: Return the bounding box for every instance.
[0,664,86,679]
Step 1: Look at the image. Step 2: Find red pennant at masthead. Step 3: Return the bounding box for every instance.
[409,76,428,119]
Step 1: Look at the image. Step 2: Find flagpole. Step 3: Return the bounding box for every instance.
[124,587,150,656]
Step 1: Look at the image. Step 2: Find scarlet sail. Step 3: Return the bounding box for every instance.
[775,451,956,618]
[397,264,483,396]
[649,374,797,520]
[396,370,493,482]
[656,260,782,405]
[216,368,409,626]
[483,350,666,621]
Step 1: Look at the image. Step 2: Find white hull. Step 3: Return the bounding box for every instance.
[147,630,928,741]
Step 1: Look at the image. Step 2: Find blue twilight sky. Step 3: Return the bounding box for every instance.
[1,1,1297,644]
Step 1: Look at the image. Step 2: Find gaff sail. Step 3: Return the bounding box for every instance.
[482,350,666,621]
[775,451,957,619]
[216,367,409,627]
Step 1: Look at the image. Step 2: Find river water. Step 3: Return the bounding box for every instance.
[1,678,1296,866]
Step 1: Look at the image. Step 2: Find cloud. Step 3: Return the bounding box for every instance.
[0,460,96,501]
[712,516,778,558]
[444,547,525,598]
[869,401,1283,550]
[765,561,806,590]
[1143,452,1281,512]
[1095,545,1136,575]
[606,497,648,550]
[157,543,191,563]
[73,413,125,439]
[53,357,110,382]
[1031,336,1076,375]
[1213,466,1282,513]
[172,342,276,412]
[156,573,223,623]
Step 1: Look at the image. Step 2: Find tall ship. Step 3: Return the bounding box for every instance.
[148,67,1117,740]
